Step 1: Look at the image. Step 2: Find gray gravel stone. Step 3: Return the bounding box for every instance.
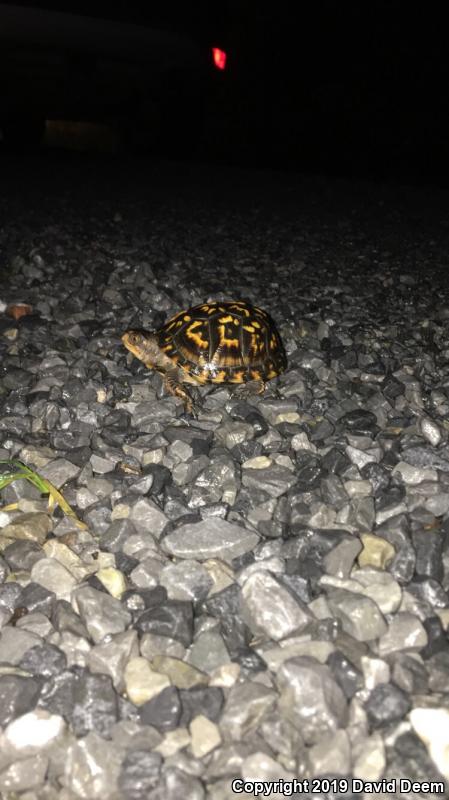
[118,749,162,799]
[308,728,352,776]
[325,587,388,641]
[136,600,194,647]
[139,686,182,732]
[240,570,313,641]
[71,672,119,737]
[242,463,297,498]
[0,753,49,793]
[87,629,139,690]
[18,642,67,677]
[276,656,348,743]
[64,731,123,799]
[364,682,411,726]
[40,458,80,487]
[1,512,53,544]
[323,537,363,578]
[2,540,45,571]
[159,559,213,602]
[378,612,428,655]
[161,518,259,562]
[0,626,42,664]
[31,556,78,599]
[0,674,41,726]
[129,497,169,538]
[72,585,132,643]
[187,629,231,674]
[220,681,277,740]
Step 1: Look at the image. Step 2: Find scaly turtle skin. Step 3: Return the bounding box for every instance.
[122,300,287,413]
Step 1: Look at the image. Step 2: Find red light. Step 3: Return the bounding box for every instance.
[212,47,227,71]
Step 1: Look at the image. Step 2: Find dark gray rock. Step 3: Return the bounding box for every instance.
[364,682,411,726]
[38,669,78,717]
[19,582,56,616]
[19,642,67,677]
[327,651,364,698]
[139,686,182,731]
[99,518,137,552]
[0,674,41,726]
[411,529,444,581]
[0,582,25,611]
[2,540,44,571]
[178,686,224,726]
[71,672,119,737]
[135,600,194,647]
[118,750,162,800]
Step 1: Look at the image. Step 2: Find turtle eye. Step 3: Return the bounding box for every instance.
[129,332,141,345]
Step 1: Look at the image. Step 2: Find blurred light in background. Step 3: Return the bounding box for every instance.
[212,47,227,70]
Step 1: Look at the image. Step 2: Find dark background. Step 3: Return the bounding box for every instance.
[221,1,449,184]
[2,0,449,186]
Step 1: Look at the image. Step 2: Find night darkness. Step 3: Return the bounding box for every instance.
[223,1,449,183]
[1,0,449,184]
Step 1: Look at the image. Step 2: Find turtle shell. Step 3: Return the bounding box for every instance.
[156,300,287,385]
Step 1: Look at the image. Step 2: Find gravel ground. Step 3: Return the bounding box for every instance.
[1,155,449,799]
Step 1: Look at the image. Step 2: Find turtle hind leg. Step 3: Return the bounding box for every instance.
[232,378,266,399]
[164,371,201,415]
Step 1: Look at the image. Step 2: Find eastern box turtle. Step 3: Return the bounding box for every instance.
[122,300,287,413]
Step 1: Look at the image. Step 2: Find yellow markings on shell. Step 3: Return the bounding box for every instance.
[243,325,255,333]
[162,343,174,351]
[212,370,227,383]
[187,332,209,349]
[228,370,245,383]
[200,304,210,312]
[252,320,261,329]
[183,315,191,322]
[251,369,261,380]
[219,315,234,324]
[186,320,209,349]
[218,326,239,348]
[267,368,278,378]
[269,336,278,349]
[229,303,250,316]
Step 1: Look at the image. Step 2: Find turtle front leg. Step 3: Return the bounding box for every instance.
[164,371,199,415]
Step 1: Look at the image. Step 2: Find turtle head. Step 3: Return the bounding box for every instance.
[122,329,164,370]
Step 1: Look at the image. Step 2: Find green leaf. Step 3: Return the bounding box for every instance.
[0,459,86,530]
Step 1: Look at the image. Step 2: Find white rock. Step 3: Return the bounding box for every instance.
[95,567,127,598]
[410,708,449,780]
[124,657,171,705]
[189,715,222,758]
[5,710,65,751]
[242,456,272,469]
[392,461,438,484]
[155,728,190,757]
